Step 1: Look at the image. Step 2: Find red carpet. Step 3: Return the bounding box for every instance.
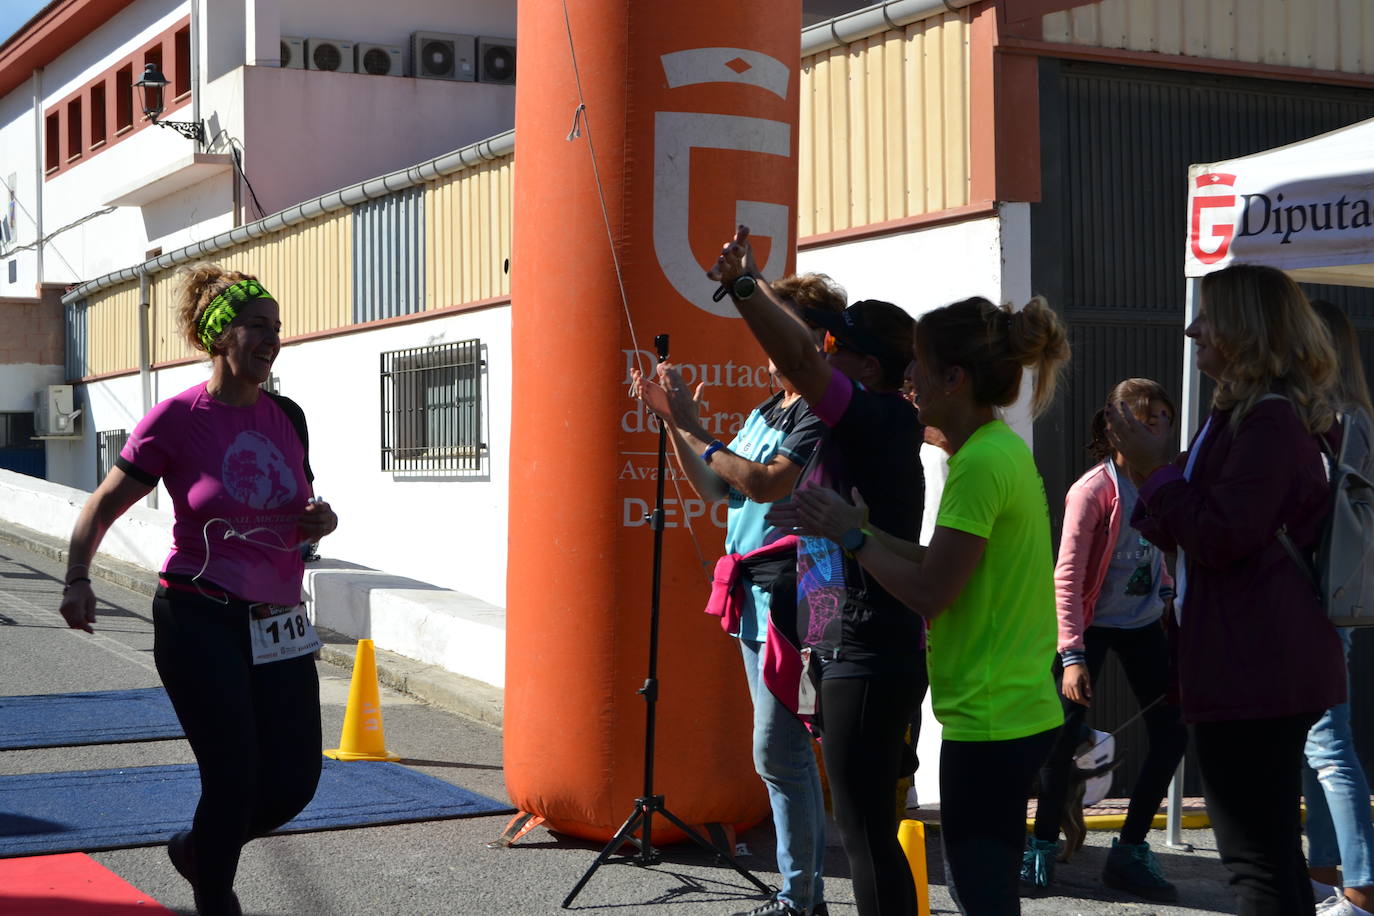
[0,852,173,914]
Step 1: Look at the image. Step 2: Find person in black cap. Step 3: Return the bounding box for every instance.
[708,225,925,916]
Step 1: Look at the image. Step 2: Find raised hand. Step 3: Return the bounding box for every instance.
[1107,401,1178,479]
[706,225,758,285]
[656,364,709,436]
[631,367,673,422]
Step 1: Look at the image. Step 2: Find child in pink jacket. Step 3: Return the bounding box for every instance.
[1022,378,1188,902]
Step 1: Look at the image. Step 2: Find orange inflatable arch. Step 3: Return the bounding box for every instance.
[506,0,802,841]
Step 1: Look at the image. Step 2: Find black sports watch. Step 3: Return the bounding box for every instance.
[840,527,867,554]
[731,274,759,300]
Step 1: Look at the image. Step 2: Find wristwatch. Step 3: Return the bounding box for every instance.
[839,527,867,554]
[731,274,759,300]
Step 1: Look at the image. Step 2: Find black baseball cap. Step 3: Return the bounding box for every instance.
[803,299,914,363]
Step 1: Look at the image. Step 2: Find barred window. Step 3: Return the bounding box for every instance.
[380,339,485,472]
[97,429,128,482]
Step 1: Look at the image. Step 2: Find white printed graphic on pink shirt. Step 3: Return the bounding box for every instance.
[221,430,298,509]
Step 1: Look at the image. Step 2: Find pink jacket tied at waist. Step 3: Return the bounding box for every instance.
[1054,460,1173,654]
[704,535,808,718]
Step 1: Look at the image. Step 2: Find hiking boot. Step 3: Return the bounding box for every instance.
[1102,838,1178,903]
[1019,836,1057,893]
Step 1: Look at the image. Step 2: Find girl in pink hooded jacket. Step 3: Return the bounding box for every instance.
[1022,378,1189,902]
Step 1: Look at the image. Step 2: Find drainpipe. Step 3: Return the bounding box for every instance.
[138,269,157,508]
[31,68,42,285]
[190,0,202,150]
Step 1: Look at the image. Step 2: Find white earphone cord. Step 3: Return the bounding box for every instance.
[191,516,313,605]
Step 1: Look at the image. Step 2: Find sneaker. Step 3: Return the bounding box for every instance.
[1019,837,1057,893]
[167,831,196,885]
[731,899,802,916]
[1317,896,1374,916]
[1102,838,1178,903]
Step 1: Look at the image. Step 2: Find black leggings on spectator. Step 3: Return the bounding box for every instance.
[820,672,925,916]
[1193,714,1317,916]
[941,727,1059,916]
[153,587,322,902]
[1034,623,1188,846]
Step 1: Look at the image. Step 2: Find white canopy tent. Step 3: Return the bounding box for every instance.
[1183,116,1374,434]
[1164,116,1374,845]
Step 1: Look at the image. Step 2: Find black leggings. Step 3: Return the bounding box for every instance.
[820,672,925,916]
[153,587,322,900]
[1193,714,1317,916]
[941,728,1059,916]
[1034,623,1188,845]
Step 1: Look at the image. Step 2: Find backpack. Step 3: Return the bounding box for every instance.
[1275,404,1374,627]
[263,390,315,484]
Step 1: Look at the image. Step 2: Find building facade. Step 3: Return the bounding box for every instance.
[8,0,1374,794]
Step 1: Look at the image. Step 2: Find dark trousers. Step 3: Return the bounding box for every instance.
[820,671,926,916]
[1193,714,1318,916]
[1034,623,1188,845]
[153,588,323,900]
[941,727,1059,916]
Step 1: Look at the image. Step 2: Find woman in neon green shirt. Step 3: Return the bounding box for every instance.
[779,294,1070,916]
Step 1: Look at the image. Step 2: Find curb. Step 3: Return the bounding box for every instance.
[0,518,503,729]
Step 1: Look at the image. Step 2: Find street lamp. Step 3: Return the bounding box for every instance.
[133,63,204,144]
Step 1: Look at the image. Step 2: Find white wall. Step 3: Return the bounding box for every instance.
[79,309,517,608]
[240,66,514,216]
[9,0,197,289]
[0,364,62,411]
[0,0,519,297]
[279,0,515,48]
[0,74,43,293]
[0,467,173,569]
[281,308,513,608]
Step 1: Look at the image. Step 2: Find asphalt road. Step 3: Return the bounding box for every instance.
[0,537,1243,915]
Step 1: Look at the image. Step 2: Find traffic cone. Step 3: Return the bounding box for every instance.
[897,818,930,916]
[324,639,400,761]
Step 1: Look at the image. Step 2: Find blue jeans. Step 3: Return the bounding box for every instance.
[1303,627,1374,888]
[740,639,826,911]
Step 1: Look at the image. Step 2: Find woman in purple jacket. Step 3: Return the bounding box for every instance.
[1111,263,1345,916]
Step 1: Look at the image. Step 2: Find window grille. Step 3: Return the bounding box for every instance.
[380,339,485,472]
[97,429,129,483]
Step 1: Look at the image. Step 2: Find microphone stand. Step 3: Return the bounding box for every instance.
[562,333,772,908]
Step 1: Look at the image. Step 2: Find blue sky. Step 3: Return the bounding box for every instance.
[0,1,52,46]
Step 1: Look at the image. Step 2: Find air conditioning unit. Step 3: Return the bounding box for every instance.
[33,385,81,438]
[477,37,516,85]
[410,31,475,81]
[306,38,355,73]
[280,36,305,69]
[355,43,403,76]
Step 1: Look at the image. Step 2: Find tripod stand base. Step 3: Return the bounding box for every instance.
[561,795,772,908]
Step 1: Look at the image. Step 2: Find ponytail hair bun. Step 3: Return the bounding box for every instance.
[916,294,1070,418]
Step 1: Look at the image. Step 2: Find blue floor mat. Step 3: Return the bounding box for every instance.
[0,759,513,856]
[0,688,184,750]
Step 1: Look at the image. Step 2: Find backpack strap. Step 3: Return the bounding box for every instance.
[263,390,315,484]
[1259,393,1328,598]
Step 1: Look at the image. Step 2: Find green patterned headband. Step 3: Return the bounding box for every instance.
[197,278,272,350]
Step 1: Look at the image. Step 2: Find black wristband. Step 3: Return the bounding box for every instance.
[63,576,91,594]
